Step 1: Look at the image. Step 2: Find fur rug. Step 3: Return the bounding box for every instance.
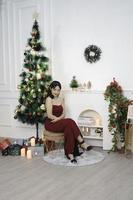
[43,149,105,167]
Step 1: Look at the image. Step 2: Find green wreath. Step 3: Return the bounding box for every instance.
[84,45,102,63]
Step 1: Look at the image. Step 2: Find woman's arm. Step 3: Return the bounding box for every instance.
[58,97,65,120]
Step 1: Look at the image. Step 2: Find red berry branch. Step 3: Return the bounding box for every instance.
[104,78,132,152]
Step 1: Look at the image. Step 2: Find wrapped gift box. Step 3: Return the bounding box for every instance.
[28,145,44,157]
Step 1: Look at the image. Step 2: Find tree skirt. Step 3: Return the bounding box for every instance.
[43,149,105,167]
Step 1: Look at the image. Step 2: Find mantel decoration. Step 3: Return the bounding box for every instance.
[70,76,79,90]
[84,45,102,63]
[104,78,132,152]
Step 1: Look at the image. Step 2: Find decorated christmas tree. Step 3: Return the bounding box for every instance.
[14,18,52,141]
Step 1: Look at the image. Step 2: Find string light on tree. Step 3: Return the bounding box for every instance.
[14,18,52,142]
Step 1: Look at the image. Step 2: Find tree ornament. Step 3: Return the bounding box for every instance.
[36,64,39,69]
[20,105,25,111]
[41,73,45,79]
[36,73,41,80]
[40,81,44,85]
[22,95,25,99]
[31,49,36,55]
[40,104,45,110]
[84,45,102,63]
[25,46,31,51]
[31,30,37,37]
[30,89,34,94]
[33,94,36,98]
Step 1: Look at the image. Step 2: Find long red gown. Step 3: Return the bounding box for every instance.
[45,105,82,156]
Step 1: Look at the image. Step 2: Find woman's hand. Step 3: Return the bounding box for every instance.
[51,115,65,123]
[51,117,60,123]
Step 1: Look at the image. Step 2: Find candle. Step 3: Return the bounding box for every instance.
[96,119,100,126]
[30,138,35,147]
[21,148,25,157]
[81,127,83,132]
[27,149,32,159]
[86,127,89,132]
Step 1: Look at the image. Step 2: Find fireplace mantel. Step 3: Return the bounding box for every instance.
[63,90,112,150]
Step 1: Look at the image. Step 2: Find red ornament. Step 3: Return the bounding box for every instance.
[41,74,45,79]
[112,124,116,128]
[122,124,125,129]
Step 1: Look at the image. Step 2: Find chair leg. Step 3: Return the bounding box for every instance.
[49,140,55,151]
[44,139,48,154]
[44,140,56,152]
[57,140,63,152]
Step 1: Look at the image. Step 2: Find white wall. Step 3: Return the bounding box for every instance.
[51,0,133,91]
[0,0,51,139]
[0,0,133,149]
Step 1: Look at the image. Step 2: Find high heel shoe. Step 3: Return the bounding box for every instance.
[74,151,83,157]
[73,143,83,157]
[67,154,77,163]
[79,140,93,151]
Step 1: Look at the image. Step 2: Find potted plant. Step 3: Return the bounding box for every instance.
[104,78,132,152]
[70,76,79,91]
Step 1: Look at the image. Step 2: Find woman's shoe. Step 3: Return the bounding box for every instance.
[73,143,83,157]
[74,151,83,157]
[67,154,77,163]
[79,140,92,151]
[70,158,77,163]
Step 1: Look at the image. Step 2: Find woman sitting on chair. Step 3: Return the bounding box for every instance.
[45,80,92,163]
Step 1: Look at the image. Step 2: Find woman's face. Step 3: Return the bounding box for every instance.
[51,86,61,98]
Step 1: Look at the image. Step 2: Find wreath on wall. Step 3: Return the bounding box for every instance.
[84,45,102,63]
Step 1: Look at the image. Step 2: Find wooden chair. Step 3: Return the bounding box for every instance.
[43,129,64,153]
[125,125,133,153]
[125,105,133,154]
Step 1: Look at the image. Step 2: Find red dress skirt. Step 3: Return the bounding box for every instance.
[45,105,81,156]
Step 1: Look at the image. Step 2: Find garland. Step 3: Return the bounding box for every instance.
[84,45,102,63]
[104,78,131,151]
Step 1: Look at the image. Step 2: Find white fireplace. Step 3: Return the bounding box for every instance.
[77,109,103,147]
[63,90,113,150]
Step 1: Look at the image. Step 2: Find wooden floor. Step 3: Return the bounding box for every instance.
[0,150,133,200]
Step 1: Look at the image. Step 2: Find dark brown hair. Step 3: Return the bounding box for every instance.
[46,81,61,99]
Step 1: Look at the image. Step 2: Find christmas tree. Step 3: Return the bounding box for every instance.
[14,19,52,141]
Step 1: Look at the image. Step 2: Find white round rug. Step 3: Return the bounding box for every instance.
[43,149,105,167]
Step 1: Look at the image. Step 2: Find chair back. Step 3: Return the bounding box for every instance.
[127,105,133,123]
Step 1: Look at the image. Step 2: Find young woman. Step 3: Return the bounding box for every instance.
[45,81,92,163]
